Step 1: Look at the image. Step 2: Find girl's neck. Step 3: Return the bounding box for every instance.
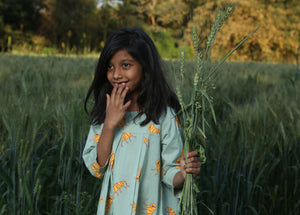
[127,93,139,112]
[127,104,139,112]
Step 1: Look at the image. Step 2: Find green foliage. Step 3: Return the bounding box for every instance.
[185,0,300,63]
[177,6,262,214]
[149,29,179,59]
[168,59,300,215]
[0,54,101,214]
[42,0,97,53]
[1,53,299,214]
[0,0,44,32]
[199,62,300,215]
[0,0,299,62]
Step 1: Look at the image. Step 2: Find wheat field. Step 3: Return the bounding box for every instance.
[0,54,299,215]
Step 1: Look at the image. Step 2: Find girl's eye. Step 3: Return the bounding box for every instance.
[107,65,113,70]
[123,63,130,68]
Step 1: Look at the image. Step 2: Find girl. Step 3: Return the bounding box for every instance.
[83,27,201,215]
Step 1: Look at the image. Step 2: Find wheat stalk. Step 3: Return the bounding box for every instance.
[178,6,260,215]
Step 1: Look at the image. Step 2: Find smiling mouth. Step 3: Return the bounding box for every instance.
[114,81,129,86]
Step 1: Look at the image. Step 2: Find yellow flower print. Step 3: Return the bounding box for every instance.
[175,116,181,128]
[165,206,176,215]
[105,195,113,214]
[148,124,161,134]
[121,132,136,147]
[131,201,137,214]
[113,181,130,196]
[91,163,102,179]
[100,197,103,203]
[117,116,127,127]
[136,165,142,182]
[92,133,100,143]
[108,152,115,169]
[176,148,184,169]
[144,137,149,147]
[143,203,157,215]
[152,159,160,175]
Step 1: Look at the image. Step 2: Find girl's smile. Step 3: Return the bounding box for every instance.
[107,49,143,95]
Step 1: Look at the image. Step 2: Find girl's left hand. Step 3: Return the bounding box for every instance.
[180,151,201,178]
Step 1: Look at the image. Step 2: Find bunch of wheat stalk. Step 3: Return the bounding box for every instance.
[177,6,260,215]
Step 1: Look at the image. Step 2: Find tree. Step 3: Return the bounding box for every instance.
[41,0,96,52]
[0,0,44,32]
[185,0,299,62]
[116,0,144,27]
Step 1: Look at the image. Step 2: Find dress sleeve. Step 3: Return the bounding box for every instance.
[82,124,108,179]
[160,108,183,194]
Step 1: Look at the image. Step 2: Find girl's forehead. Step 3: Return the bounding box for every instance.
[110,49,136,62]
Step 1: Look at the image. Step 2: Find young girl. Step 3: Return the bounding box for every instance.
[83,27,201,215]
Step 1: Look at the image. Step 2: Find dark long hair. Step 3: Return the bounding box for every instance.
[85,27,181,126]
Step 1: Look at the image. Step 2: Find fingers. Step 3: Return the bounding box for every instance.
[123,100,132,110]
[106,94,110,109]
[111,83,122,100]
[104,83,131,128]
[182,151,201,176]
[120,86,129,102]
[183,160,201,170]
[110,84,118,101]
[182,151,200,165]
[109,83,130,110]
[115,83,127,98]
[184,164,201,177]
[187,151,199,158]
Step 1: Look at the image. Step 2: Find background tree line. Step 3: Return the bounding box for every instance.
[0,0,299,62]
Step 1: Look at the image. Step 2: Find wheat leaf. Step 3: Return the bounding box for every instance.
[205,25,262,82]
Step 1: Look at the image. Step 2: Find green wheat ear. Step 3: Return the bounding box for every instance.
[178,5,259,215]
[198,145,206,164]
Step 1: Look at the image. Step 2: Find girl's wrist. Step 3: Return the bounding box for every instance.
[103,119,117,130]
[173,171,185,189]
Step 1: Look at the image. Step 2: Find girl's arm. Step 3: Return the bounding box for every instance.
[96,121,116,166]
[97,84,131,166]
[173,151,201,189]
[82,125,106,179]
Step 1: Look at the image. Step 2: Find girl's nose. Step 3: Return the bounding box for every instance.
[113,67,122,79]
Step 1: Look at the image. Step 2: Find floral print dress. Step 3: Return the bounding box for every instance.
[83,107,183,215]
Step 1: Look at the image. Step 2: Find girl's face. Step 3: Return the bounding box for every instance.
[106,49,143,97]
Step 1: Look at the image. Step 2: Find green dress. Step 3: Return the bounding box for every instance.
[83,107,183,215]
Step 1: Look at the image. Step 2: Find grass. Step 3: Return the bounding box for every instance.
[199,62,300,215]
[0,54,299,214]
[176,7,261,214]
[0,54,100,215]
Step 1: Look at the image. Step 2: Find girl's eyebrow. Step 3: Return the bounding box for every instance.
[120,59,135,62]
[109,59,135,65]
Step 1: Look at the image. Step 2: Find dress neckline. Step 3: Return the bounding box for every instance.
[126,111,139,116]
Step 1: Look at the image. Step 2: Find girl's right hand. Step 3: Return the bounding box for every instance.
[104,83,131,129]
